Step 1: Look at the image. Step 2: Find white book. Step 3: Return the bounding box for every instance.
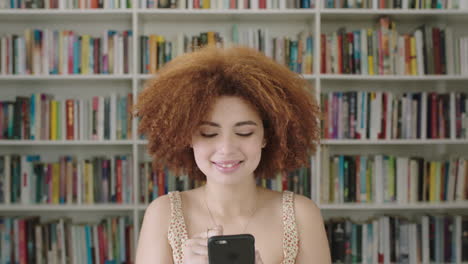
[1,37,6,75]
[412,99,417,139]
[119,34,124,74]
[58,219,66,264]
[63,33,68,75]
[98,96,105,141]
[43,29,49,75]
[70,226,76,264]
[455,158,466,200]
[397,36,405,75]
[93,225,100,264]
[372,219,379,263]
[450,92,456,139]
[409,159,418,203]
[120,0,125,8]
[421,216,429,264]
[188,0,193,9]
[356,91,362,138]
[421,92,427,139]
[110,93,117,141]
[409,224,417,264]
[445,27,454,75]
[4,155,10,204]
[386,93,392,140]
[265,28,272,58]
[35,225,43,264]
[402,0,408,8]
[415,29,424,76]
[128,32,134,73]
[361,29,368,75]
[397,157,408,204]
[383,217,390,264]
[279,0,285,9]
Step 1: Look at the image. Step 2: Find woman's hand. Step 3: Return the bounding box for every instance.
[255,250,264,264]
[182,226,223,264]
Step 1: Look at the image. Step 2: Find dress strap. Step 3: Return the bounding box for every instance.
[168,191,189,264]
[282,191,299,263]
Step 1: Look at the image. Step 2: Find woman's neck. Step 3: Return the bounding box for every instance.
[203,177,259,218]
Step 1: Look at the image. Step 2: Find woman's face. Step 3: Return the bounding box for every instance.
[191,96,265,185]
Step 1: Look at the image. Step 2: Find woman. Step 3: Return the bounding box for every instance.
[134,45,331,264]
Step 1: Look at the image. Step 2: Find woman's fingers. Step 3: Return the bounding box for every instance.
[182,226,223,264]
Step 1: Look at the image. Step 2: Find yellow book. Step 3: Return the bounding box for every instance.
[367,29,374,76]
[429,162,436,202]
[410,36,417,76]
[81,35,90,74]
[157,36,165,69]
[50,100,57,140]
[52,163,60,204]
[203,0,210,9]
[207,32,215,46]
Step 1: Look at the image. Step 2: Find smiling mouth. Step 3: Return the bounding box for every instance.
[212,161,244,168]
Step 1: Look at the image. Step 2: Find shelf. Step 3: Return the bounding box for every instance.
[319,74,468,81]
[321,139,468,145]
[0,140,135,145]
[0,204,135,212]
[0,74,133,81]
[320,201,468,211]
[137,8,316,22]
[0,9,133,22]
[320,8,468,22]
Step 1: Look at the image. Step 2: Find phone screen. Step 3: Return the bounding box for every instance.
[207,234,255,264]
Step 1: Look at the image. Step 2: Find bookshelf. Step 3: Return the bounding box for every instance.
[1,0,468,262]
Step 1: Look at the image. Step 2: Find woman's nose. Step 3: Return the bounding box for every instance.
[217,134,237,154]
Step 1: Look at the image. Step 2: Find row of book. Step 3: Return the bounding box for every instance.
[140,28,314,74]
[140,32,224,74]
[319,149,468,204]
[138,161,313,203]
[0,154,134,204]
[0,29,134,75]
[0,93,134,141]
[320,91,468,140]
[320,17,468,75]
[140,0,315,8]
[0,0,132,8]
[0,216,134,264]
[325,215,468,263]
[325,0,468,9]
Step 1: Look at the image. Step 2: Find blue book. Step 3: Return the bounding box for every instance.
[353,30,361,74]
[85,225,94,264]
[338,155,344,203]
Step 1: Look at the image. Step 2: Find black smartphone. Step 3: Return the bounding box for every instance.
[207,234,255,264]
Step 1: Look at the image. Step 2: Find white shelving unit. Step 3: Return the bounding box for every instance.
[1,0,468,253]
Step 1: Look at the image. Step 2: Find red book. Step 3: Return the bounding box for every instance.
[379,93,387,139]
[321,34,326,74]
[18,219,27,264]
[158,168,165,196]
[116,157,122,203]
[259,0,266,8]
[66,99,74,140]
[337,34,343,74]
[432,27,441,75]
[98,225,105,264]
[68,31,74,74]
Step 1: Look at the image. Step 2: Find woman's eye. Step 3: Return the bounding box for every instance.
[201,133,217,138]
[237,132,253,137]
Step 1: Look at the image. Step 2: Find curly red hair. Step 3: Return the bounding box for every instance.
[134,45,320,180]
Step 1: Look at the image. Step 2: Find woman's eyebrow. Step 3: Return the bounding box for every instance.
[200,121,258,127]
